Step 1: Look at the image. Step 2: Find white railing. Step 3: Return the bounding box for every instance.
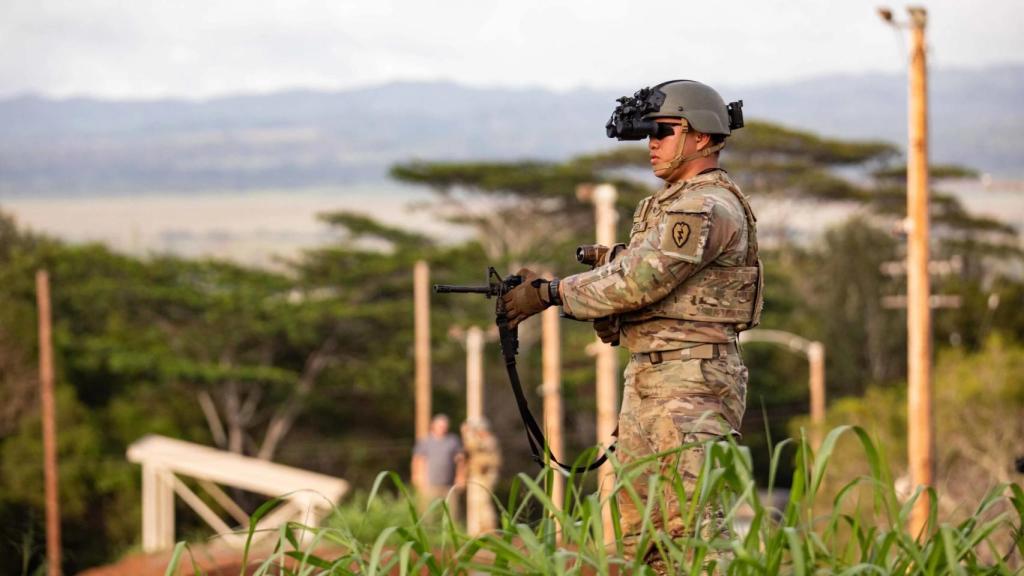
[127,434,348,552]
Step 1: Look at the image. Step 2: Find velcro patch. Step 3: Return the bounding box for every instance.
[660,211,708,263]
[629,197,653,238]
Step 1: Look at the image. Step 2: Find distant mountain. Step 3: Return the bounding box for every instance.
[733,65,1024,176]
[1,65,1022,195]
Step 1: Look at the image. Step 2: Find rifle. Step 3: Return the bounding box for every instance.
[435,267,610,473]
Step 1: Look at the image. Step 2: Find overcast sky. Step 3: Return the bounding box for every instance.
[2,0,1022,100]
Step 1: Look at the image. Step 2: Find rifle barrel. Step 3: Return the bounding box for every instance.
[433,284,493,294]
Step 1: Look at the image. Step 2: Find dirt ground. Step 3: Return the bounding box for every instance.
[78,543,631,575]
[79,545,248,576]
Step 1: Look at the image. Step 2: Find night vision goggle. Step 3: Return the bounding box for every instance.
[605,85,745,141]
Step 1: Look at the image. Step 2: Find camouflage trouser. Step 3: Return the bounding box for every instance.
[616,351,747,574]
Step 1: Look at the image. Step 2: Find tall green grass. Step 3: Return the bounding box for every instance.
[167,426,1024,575]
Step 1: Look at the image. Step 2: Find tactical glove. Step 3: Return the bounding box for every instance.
[502,268,553,329]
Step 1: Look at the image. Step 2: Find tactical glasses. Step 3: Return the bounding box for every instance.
[650,122,682,140]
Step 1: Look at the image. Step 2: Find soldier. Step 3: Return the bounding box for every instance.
[502,80,761,571]
[461,420,502,534]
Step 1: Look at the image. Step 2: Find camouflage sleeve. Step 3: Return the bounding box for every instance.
[560,191,742,320]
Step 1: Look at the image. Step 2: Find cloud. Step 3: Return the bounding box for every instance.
[1,0,1021,99]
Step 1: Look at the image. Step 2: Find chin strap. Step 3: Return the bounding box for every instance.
[653,122,727,176]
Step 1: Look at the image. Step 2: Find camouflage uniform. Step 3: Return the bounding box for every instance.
[560,168,758,569]
[462,422,502,534]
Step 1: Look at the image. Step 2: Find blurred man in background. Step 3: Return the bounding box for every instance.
[411,414,466,520]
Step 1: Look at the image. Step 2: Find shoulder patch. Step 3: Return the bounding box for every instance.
[659,209,709,263]
[671,220,692,247]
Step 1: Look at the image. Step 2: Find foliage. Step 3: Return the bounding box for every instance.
[317,212,433,249]
[793,337,1024,558]
[872,164,981,181]
[390,160,619,266]
[771,217,907,395]
[168,428,1024,575]
[326,490,419,545]
[392,161,647,200]
[728,120,899,166]
[2,116,1023,572]
[0,210,499,573]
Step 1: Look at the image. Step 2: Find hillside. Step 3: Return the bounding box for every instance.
[1,64,1022,195]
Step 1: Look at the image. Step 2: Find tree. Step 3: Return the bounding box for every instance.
[0,211,489,571]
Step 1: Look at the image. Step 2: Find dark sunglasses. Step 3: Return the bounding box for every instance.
[651,122,681,140]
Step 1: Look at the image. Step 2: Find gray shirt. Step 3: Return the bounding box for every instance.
[414,433,463,487]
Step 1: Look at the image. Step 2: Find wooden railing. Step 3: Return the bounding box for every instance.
[127,435,348,552]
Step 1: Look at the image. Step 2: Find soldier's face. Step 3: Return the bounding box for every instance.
[648,120,712,181]
[648,120,685,168]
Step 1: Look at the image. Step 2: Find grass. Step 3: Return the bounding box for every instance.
[166,426,1024,575]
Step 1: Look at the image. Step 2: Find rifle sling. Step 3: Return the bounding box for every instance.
[498,321,612,474]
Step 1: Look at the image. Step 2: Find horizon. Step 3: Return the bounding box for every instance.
[4,60,1024,104]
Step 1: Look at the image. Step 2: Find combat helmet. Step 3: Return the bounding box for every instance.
[605,79,743,141]
[644,80,739,136]
[605,80,744,177]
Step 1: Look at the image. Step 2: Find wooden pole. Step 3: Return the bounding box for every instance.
[807,341,826,448]
[465,325,485,534]
[414,260,432,440]
[466,326,484,426]
[36,270,62,576]
[541,306,564,512]
[906,5,934,538]
[592,184,619,539]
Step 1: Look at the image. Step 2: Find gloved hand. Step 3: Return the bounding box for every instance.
[501,268,553,329]
[593,315,620,346]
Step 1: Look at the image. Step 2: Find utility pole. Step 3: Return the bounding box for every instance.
[878,4,934,538]
[36,270,61,576]
[414,260,432,440]
[881,253,962,311]
[906,6,934,538]
[578,183,619,539]
[541,306,564,512]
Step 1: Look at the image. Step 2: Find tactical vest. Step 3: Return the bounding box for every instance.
[621,174,764,331]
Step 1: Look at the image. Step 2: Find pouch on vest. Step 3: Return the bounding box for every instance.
[621,265,760,324]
